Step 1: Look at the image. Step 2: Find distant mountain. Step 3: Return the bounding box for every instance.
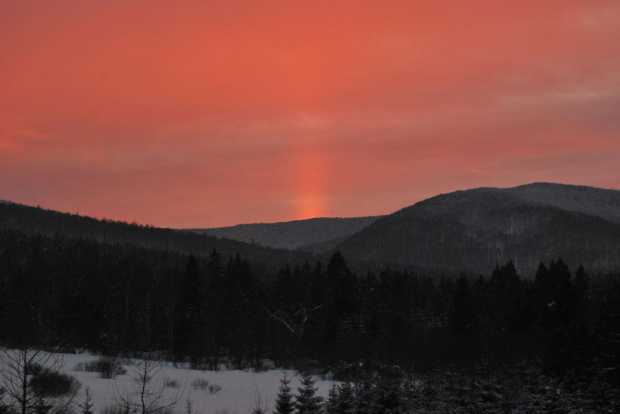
[335,183,620,276]
[3,182,619,278]
[190,216,384,251]
[0,202,306,274]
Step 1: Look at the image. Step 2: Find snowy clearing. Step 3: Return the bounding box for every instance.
[1,350,334,414]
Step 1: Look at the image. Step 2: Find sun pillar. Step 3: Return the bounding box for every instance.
[294,144,328,220]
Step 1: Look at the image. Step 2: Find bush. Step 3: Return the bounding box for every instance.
[190,378,209,391]
[75,357,126,379]
[208,384,222,394]
[29,368,81,397]
[26,362,45,376]
[97,357,126,379]
[163,378,179,388]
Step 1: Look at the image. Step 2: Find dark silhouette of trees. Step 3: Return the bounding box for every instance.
[325,382,354,414]
[273,375,294,414]
[448,275,476,335]
[0,225,618,385]
[295,373,323,414]
[597,273,620,385]
[174,255,204,360]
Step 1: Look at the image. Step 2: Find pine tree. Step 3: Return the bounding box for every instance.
[325,382,354,414]
[354,378,379,414]
[325,385,339,414]
[295,373,323,414]
[448,275,475,335]
[274,375,295,414]
[79,388,94,414]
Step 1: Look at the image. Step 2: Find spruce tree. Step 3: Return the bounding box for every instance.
[354,379,376,414]
[274,375,294,414]
[79,388,94,414]
[325,382,354,414]
[325,385,339,414]
[295,373,323,414]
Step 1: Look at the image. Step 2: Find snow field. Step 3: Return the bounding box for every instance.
[7,351,334,414]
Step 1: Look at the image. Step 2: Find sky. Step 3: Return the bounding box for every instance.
[1,1,619,228]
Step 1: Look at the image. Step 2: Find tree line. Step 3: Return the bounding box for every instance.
[1,228,619,383]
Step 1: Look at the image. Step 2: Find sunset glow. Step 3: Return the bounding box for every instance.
[1,1,619,227]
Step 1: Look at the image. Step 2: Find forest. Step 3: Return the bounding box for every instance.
[1,228,620,412]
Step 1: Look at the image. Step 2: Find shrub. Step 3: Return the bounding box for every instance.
[29,368,81,397]
[163,378,179,388]
[75,357,126,379]
[208,384,222,394]
[190,378,209,391]
[26,362,45,376]
[97,357,126,379]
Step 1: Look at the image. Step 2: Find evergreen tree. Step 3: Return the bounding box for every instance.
[573,265,590,321]
[295,373,323,414]
[488,260,522,332]
[325,385,339,414]
[174,255,204,359]
[325,382,354,414]
[274,375,295,414]
[448,275,475,335]
[354,378,380,414]
[79,388,94,414]
[597,274,620,385]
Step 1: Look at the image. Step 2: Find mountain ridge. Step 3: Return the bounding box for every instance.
[0,201,307,274]
[190,215,384,251]
[2,182,619,276]
[334,182,620,276]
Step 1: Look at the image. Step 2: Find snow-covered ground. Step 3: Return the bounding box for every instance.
[2,351,334,414]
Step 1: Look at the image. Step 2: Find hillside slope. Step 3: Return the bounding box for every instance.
[336,183,620,276]
[192,216,384,251]
[0,202,305,273]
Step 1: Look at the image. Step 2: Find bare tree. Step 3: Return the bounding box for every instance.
[0,347,79,414]
[116,359,183,414]
[266,304,322,347]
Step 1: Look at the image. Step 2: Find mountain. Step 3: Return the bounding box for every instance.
[0,202,306,274]
[335,183,620,276]
[3,182,619,277]
[190,216,384,251]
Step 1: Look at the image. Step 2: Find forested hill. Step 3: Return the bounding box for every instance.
[191,216,384,251]
[335,183,620,276]
[3,182,620,277]
[0,202,306,274]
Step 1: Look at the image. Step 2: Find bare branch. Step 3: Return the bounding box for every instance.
[265,303,322,343]
[115,358,185,414]
[0,347,78,414]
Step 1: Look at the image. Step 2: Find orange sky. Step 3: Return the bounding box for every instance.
[1,1,619,228]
